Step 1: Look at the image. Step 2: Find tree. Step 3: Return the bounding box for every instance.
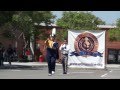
[0,11,55,61]
[109,28,120,41]
[0,11,17,26]
[109,18,120,41]
[12,11,55,61]
[116,18,120,27]
[56,11,105,41]
[56,11,105,30]
[12,11,55,44]
[0,11,20,45]
[1,22,15,39]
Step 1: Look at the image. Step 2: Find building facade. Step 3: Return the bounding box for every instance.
[97,25,120,64]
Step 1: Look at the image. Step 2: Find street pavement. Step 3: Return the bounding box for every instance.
[0,62,120,79]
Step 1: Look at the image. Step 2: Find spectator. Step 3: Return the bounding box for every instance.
[25,48,32,61]
[7,44,14,65]
[35,45,41,62]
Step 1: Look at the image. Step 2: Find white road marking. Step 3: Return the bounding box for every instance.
[109,70,112,73]
[101,70,114,78]
[101,73,108,77]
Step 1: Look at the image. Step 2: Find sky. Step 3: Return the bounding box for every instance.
[52,11,120,25]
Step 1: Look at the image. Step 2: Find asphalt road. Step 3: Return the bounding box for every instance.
[0,64,120,79]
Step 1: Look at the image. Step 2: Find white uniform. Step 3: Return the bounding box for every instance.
[59,44,70,74]
[59,44,70,55]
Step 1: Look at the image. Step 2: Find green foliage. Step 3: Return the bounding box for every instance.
[0,11,56,43]
[0,11,56,61]
[0,11,56,53]
[56,11,105,30]
[0,11,17,26]
[12,11,55,42]
[35,28,50,40]
[56,29,68,41]
[1,22,15,39]
[56,11,105,40]
[116,18,120,27]
[109,28,120,41]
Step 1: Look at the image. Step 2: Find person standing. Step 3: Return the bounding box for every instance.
[7,44,14,65]
[35,45,41,62]
[44,35,57,76]
[0,45,4,66]
[25,48,32,61]
[59,39,70,74]
[0,46,3,66]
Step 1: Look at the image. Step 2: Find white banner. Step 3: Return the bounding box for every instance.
[68,30,106,69]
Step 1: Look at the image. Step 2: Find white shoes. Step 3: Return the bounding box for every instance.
[52,71,55,74]
[48,74,52,76]
[48,71,55,76]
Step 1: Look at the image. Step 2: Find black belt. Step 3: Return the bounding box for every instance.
[62,54,68,55]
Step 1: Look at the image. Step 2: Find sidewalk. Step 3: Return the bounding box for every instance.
[3,62,120,68]
[3,62,62,66]
[106,64,120,68]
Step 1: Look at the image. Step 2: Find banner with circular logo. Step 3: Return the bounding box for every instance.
[68,30,105,69]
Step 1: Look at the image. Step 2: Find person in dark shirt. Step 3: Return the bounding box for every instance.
[44,35,58,76]
[35,46,41,62]
[0,47,3,66]
[51,37,59,74]
[7,44,14,65]
[0,43,4,66]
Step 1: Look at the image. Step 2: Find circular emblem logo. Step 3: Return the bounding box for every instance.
[74,32,98,53]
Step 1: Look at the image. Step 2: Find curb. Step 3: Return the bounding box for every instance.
[3,62,62,66]
[3,62,120,68]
